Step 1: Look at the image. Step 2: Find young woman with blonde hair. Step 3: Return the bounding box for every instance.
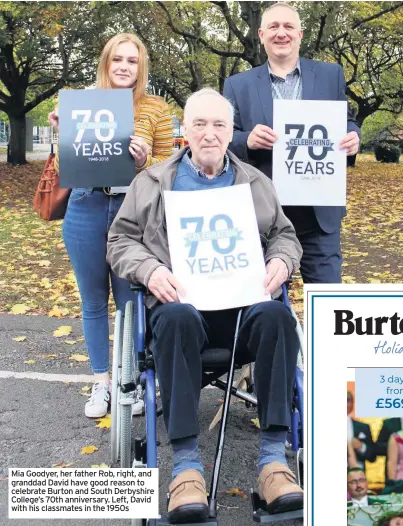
[48,33,173,418]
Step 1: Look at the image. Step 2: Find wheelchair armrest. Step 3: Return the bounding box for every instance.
[130,282,147,293]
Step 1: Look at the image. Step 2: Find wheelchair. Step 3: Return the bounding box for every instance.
[110,283,304,526]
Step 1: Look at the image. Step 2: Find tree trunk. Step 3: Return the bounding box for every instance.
[355,106,376,128]
[8,114,27,165]
[240,1,265,66]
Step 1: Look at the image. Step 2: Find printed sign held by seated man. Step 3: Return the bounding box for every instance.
[58,88,135,188]
[164,184,270,311]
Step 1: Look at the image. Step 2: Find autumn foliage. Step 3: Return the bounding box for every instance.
[0,156,402,319]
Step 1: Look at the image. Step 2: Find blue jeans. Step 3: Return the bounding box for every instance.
[63,188,134,373]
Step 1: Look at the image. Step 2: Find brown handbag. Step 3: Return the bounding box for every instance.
[33,153,71,221]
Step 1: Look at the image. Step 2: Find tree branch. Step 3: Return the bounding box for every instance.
[319,2,403,51]
[23,81,66,114]
[314,13,328,52]
[210,1,248,46]
[0,89,11,103]
[156,2,245,59]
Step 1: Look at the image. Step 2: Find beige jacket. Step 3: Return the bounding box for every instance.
[107,148,302,308]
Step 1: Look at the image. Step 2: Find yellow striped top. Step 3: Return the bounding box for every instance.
[54,94,173,173]
[135,95,173,169]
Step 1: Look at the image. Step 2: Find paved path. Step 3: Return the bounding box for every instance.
[0,314,303,526]
[0,144,52,163]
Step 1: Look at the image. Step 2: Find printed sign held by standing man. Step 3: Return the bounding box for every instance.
[59,88,135,188]
[273,99,347,206]
[164,184,270,311]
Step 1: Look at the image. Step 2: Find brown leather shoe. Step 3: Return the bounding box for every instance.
[168,469,208,524]
[258,462,303,514]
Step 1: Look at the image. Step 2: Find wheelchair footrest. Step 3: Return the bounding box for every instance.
[155,516,218,526]
[250,491,303,523]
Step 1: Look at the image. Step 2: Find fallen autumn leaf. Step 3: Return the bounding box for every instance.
[12,336,26,342]
[53,325,72,337]
[250,418,260,429]
[225,488,247,499]
[95,414,111,429]
[81,445,99,455]
[69,354,89,362]
[48,305,70,318]
[10,304,31,315]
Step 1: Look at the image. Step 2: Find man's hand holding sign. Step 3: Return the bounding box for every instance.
[148,266,185,304]
[164,184,286,311]
[223,2,361,284]
[247,125,278,150]
[339,131,360,156]
[265,258,288,295]
[147,257,287,304]
[247,123,359,157]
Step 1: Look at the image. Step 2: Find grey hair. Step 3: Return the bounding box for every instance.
[261,2,302,30]
[184,88,234,125]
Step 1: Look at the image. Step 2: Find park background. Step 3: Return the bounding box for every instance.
[1,0,403,319]
[0,2,402,523]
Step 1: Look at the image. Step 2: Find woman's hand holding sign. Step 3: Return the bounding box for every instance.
[129,135,149,168]
[48,109,59,132]
[264,258,289,295]
[148,266,186,304]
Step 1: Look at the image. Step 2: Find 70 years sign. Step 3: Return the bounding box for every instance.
[272,100,347,206]
[165,184,270,311]
[59,89,135,188]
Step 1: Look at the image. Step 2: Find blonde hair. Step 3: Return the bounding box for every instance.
[96,33,149,108]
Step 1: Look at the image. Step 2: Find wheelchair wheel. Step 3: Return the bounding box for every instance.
[111,310,123,465]
[291,308,304,370]
[297,447,304,488]
[120,301,135,468]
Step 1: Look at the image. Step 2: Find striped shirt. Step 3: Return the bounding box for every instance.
[54,94,173,173]
[135,95,173,169]
[268,59,302,100]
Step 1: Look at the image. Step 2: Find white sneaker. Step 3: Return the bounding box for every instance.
[85,381,110,418]
[132,385,145,417]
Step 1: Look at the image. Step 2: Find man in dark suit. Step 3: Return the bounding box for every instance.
[223,2,360,283]
[347,391,377,472]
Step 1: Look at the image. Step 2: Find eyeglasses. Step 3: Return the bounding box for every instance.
[347,478,366,485]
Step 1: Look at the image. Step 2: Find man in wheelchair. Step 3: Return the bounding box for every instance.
[107,88,303,524]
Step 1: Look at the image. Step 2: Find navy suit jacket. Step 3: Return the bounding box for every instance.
[223,58,360,233]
